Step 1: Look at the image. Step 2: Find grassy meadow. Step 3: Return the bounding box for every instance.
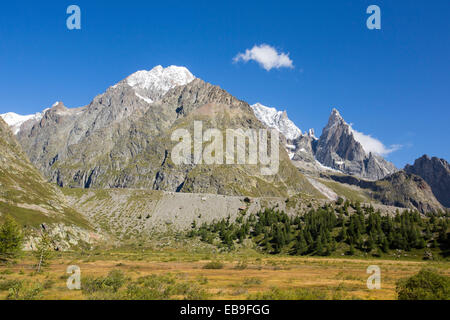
[1,247,448,300]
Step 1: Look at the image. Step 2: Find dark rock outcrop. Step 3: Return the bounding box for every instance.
[405,155,450,208]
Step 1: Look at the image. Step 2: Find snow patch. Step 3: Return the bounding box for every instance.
[135,93,153,104]
[126,65,195,102]
[251,103,302,140]
[0,110,46,134]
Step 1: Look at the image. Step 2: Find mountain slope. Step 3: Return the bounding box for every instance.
[326,171,444,213]
[0,117,94,248]
[14,67,322,198]
[315,109,397,180]
[405,155,450,208]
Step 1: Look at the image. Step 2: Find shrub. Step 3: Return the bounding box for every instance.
[203,261,224,270]
[125,274,209,300]
[396,269,450,300]
[248,287,328,300]
[82,270,127,295]
[234,260,247,270]
[243,278,262,286]
[0,279,22,291]
[6,281,43,300]
[103,270,127,292]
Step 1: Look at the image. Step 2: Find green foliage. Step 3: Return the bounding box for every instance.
[248,287,328,300]
[189,203,449,257]
[396,269,450,300]
[203,261,224,269]
[6,280,43,300]
[234,260,248,270]
[82,272,209,300]
[83,270,127,295]
[0,215,24,262]
[33,233,54,272]
[0,279,22,291]
[243,278,262,286]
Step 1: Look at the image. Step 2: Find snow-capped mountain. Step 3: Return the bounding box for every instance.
[125,65,196,104]
[0,108,49,134]
[251,103,302,140]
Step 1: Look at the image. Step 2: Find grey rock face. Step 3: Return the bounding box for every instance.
[405,155,450,208]
[18,83,152,180]
[327,171,444,213]
[288,132,322,174]
[15,77,320,198]
[377,171,444,213]
[315,109,397,180]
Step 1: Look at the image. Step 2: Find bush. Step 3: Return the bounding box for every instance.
[125,274,209,300]
[243,278,262,286]
[248,287,328,300]
[203,261,224,269]
[6,281,43,300]
[0,279,22,291]
[234,260,247,270]
[396,269,450,300]
[82,270,127,295]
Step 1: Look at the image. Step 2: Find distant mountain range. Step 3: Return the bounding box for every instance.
[1,66,318,198]
[1,65,448,213]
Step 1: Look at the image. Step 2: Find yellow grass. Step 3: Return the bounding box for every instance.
[0,250,448,300]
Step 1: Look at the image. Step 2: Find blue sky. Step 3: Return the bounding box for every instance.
[0,0,449,167]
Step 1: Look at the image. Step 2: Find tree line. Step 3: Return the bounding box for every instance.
[188,200,450,257]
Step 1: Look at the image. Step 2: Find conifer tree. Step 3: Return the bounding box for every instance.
[0,216,24,262]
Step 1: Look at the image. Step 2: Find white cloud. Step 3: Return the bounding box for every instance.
[233,44,294,71]
[350,127,401,156]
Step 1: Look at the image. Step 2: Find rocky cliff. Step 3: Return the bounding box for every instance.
[405,155,450,208]
[315,109,397,180]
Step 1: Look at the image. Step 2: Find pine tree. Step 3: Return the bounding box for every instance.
[295,231,308,255]
[0,216,24,262]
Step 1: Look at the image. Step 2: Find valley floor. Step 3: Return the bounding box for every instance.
[1,249,448,300]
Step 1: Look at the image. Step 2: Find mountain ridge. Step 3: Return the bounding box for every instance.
[1,65,446,215]
[10,69,321,198]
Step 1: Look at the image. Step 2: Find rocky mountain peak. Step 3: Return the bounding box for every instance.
[125,65,196,103]
[325,108,350,134]
[307,128,317,139]
[315,109,397,180]
[49,101,68,113]
[330,108,344,123]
